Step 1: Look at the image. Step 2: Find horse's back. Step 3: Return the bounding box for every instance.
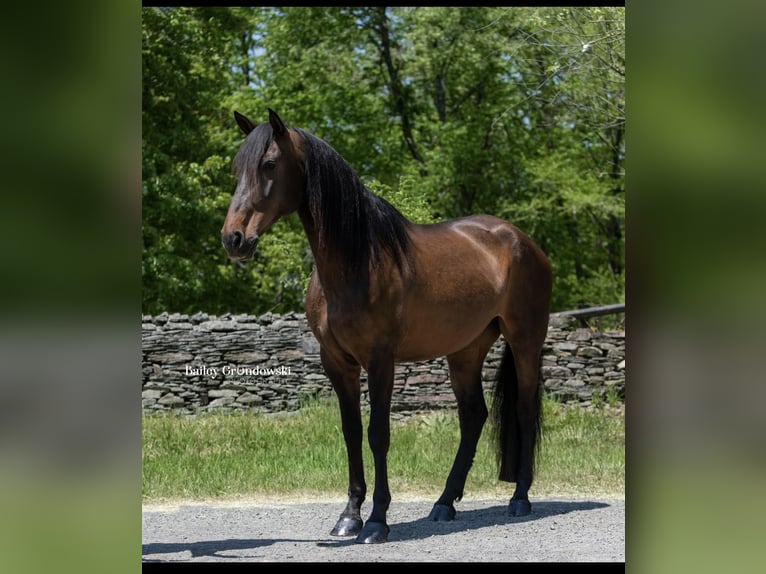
[409,214,550,293]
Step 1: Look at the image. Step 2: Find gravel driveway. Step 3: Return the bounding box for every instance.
[142,495,624,562]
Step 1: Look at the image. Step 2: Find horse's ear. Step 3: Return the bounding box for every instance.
[268,108,286,136]
[234,111,256,136]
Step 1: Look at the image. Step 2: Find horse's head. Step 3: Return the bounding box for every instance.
[221,109,306,261]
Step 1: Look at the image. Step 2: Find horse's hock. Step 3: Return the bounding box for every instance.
[141,312,624,416]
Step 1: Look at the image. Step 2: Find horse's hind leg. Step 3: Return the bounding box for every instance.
[429,325,499,521]
[495,240,551,516]
[511,342,543,516]
[497,326,547,517]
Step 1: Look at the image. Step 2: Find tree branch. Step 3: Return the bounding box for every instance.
[373,7,425,164]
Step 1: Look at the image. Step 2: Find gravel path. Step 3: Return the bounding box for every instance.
[142,495,624,562]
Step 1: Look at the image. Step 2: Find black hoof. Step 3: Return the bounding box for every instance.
[331,515,363,537]
[427,503,456,521]
[355,521,389,544]
[508,496,532,517]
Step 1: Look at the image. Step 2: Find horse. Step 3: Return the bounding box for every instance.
[221,109,552,544]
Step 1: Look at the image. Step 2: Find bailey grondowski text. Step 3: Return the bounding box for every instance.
[184,364,292,379]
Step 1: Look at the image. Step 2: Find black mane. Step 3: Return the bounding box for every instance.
[295,128,412,282]
[233,122,413,284]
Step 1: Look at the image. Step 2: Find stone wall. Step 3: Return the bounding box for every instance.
[142,312,624,417]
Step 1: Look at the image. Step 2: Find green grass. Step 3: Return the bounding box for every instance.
[142,394,624,503]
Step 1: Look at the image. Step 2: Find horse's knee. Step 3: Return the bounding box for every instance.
[367,428,390,454]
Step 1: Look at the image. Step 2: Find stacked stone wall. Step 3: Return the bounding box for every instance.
[142,312,624,416]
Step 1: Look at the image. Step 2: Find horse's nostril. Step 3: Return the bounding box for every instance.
[222,229,245,253]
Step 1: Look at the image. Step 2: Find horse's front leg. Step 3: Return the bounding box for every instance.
[322,349,366,537]
[355,349,395,544]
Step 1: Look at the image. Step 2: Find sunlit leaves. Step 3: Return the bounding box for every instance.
[142,7,624,314]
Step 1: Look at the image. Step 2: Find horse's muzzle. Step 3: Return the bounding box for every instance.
[221,230,258,261]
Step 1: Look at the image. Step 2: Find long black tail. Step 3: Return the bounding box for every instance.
[491,342,543,483]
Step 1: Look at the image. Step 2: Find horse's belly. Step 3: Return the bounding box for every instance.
[395,309,498,362]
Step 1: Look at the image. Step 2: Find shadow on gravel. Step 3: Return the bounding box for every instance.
[314,500,612,546]
[142,499,612,559]
[379,499,611,544]
[142,538,299,561]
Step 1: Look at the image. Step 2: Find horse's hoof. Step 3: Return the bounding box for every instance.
[427,503,456,521]
[354,521,389,544]
[331,515,363,536]
[508,497,532,517]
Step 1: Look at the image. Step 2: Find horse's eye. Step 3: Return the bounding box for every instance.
[262,160,276,171]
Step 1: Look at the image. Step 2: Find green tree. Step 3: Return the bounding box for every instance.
[142,7,307,315]
[142,7,625,315]
[491,7,625,308]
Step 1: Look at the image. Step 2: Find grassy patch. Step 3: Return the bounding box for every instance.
[142,394,624,502]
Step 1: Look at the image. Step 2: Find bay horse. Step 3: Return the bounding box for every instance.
[221,109,552,544]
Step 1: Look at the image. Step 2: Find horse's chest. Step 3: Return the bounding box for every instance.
[325,302,401,356]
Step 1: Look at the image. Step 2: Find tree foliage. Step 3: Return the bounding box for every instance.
[142,7,625,314]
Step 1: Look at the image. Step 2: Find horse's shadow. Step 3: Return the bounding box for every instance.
[141,537,295,561]
[142,500,613,559]
[322,499,612,546]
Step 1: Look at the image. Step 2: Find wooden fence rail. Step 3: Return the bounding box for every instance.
[551,303,625,326]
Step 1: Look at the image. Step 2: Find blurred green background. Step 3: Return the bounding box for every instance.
[629,1,766,573]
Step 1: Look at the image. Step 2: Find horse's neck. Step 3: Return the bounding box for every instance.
[296,204,351,297]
